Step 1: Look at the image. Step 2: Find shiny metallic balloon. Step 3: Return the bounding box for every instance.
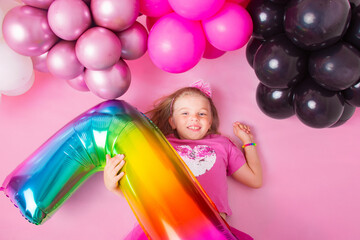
[76,27,122,70]
[22,0,55,9]
[344,6,360,50]
[284,0,351,50]
[47,41,84,80]
[66,73,89,92]
[117,21,148,60]
[330,103,356,128]
[294,78,345,128]
[47,0,92,41]
[309,42,360,91]
[1,100,237,240]
[91,0,139,32]
[256,83,295,119]
[247,0,285,40]
[2,5,58,56]
[342,81,360,107]
[253,34,307,88]
[245,37,263,68]
[84,59,131,99]
[31,52,49,73]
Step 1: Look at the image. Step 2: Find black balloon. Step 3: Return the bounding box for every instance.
[309,42,360,91]
[256,83,295,119]
[247,0,285,40]
[269,0,289,4]
[330,102,356,127]
[246,37,264,68]
[342,81,360,106]
[349,0,360,10]
[253,34,307,88]
[293,78,345,128]
[344,6,360,50]
[284,0,351,50]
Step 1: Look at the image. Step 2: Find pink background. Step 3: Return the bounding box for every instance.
[1,39,360,239]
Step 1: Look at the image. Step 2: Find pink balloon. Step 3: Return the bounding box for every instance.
[203,40,225,59]
[66,72,89,92]
[2,5,58,56]
[31,52,49,73]
[47,41,84,80]
[84,59,131,99]
[76,27,122,70]
[202,3,253,51]
[48,0,91,41]
[139,0,173,17]
[117,21,148,60]
[148,13,206,73]
[168,0,225,20]
[146,16,160,31]
[22,0,55,9]
[91,0,139,32]
[227,0,251,7]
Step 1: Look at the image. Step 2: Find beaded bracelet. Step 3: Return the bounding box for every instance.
[242,143,256,148]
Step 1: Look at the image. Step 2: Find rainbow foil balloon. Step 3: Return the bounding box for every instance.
[1,100,237,240]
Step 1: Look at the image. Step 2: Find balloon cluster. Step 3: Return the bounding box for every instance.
[143,0,253,73]
[0,0,35,101]
[2,0,149,99]
[246,0,360,128]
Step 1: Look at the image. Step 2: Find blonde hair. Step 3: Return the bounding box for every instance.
[146,87,220,137]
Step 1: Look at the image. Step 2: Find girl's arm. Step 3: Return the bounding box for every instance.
[104,154,126,197]
[231,122,263,188]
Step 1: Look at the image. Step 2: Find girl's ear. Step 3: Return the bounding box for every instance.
[168,117,176,129]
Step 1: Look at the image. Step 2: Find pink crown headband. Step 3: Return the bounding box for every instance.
[190,80,212,98]
[170,80,212,115]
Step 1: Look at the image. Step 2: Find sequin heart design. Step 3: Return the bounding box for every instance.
[175,145,216,177]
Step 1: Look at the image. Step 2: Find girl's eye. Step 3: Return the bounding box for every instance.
[199,113,206,116]
[181,112,188,115]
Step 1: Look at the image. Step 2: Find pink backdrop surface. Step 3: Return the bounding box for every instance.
[1,48,360,240]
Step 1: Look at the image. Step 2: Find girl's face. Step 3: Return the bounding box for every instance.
[169,94,212,140]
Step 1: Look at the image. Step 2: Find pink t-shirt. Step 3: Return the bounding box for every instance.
[166,134,246,216]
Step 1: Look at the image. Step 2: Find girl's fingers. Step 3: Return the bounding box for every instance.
[112,160,125,175]
[116,172,125,181]
[106,154,124,167]
[105,154,125,175]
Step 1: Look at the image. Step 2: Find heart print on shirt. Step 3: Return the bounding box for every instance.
[174,145,216,177]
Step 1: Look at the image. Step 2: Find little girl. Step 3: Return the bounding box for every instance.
[104,81,262,240]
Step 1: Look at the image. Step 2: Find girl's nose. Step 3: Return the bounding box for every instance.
[189,114,199,121]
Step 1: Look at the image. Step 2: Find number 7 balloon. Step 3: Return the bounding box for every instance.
[1,100,238,240]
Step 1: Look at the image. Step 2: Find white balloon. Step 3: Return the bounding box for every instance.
[0,40,34,96]
[0,8,4,39]
[1,71,35,96]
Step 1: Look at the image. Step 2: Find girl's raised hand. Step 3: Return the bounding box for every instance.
[104,154,125,197]
[233,122,254,144]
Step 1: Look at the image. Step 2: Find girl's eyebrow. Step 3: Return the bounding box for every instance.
[176,107,189,111]
[176,107,209,112]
